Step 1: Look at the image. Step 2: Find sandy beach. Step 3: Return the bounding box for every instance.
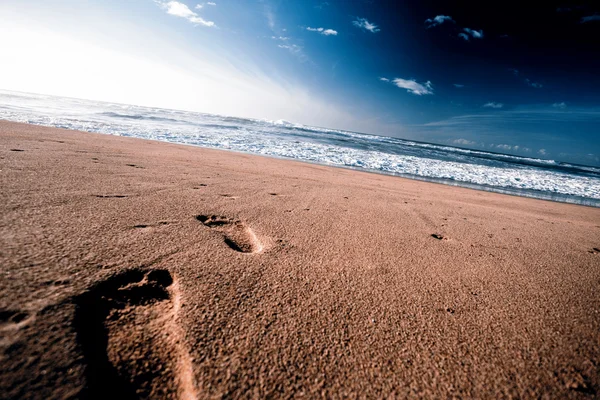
[1,120,599,398]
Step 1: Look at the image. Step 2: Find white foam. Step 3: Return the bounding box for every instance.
[1,90,599,202]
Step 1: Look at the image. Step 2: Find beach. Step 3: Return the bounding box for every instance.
[1,120,599,398]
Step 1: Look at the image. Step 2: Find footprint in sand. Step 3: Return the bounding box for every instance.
[196,215,263,254]
[74,269,196,400]
[0,310,32,348]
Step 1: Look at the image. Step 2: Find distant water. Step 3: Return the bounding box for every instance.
[1,90,599,207]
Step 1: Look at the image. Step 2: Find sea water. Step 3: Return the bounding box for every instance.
[1,90,599,207]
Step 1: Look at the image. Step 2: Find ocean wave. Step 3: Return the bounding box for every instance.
[1,90,598,205]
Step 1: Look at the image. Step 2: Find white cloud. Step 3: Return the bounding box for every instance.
[425,15,454,28]
[277,44,308,62]
[525,78,543,88]
[157,1,215,27]
[496,144,512,150]
[552,102,567,109]
[460,27,483,40]
[538,149,547,155]
[264,6,275,30]
[195,4,203,9]
[453,83,464,88]
[379,77,390,82]
[509,68,519,76]
[306,27,338,36]
[453,138,475,145]
[391,78,433,95]
[483,102,503,109]
[353,18,380,33]
[207,2,216,5]
[581,15,600,23]
[271,36,289,41]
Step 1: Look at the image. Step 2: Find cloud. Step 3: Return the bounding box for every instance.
[463,28,483,39]
[495,144,512,150]
[453,138,475,145]
[483,102,503,108]
[538,149,547,155]
[552,102,567,109]
[379,77,390,82]
[581,15,600,23]
[207,2,216,5]
[306,27,338,36]
[277,43,308,62]
[425,15,454,28]
[315,2,329,9]
[509,68,519,76]
[271,36,289,41]
[391,78,433,95]
[460,27,484,40]
[157,1,215,27]
[264,5,275,30]
[525,78,543,88]
[353,18,380,33]
[195,4,203,9]
[453,84,464,88]
[278,44,302,53]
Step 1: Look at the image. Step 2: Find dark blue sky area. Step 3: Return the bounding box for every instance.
[257,0,600,165]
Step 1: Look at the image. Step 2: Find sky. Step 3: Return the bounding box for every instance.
[0,0,599,166]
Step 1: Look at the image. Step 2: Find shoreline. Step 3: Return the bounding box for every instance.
[2,120,599,398]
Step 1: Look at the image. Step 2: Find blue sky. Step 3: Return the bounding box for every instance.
[1,0,599,166]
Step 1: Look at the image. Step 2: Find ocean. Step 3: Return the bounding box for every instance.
[1,90,599,207]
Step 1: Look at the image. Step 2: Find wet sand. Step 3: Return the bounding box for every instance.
[1,120,599,399]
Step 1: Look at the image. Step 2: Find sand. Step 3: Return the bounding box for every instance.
[1,120,599,399]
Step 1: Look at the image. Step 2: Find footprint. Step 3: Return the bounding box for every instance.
[196,215,263,253]
[132,221,171,230]
[0,310,32,347]
[74,269,196,400]
[431,233,447,240]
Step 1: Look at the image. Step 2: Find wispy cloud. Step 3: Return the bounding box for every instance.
[483,102,503,108]
[207,1,216,5]
[387,78,434,95]
[538,149,547,155]
[264,5,275,30]
[157,1,215,27]
[315,2,329,10]
[581,15,600,23]
[306,27,338,36]
[553,102,567,109]
[425,15,454,29]
[509,68,519,76]
[459,27,483,40]
[277,43,309,62]
[195,4,203,9]
[453,83,464,88]
[353,18,380,33]
[525,78,543,88]
[379,77,390,82]
[271,36,289,41]
[453,138,475,145]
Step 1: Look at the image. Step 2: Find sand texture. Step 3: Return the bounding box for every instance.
[1,121,599,399]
